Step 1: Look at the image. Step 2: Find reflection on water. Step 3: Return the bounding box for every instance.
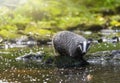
[0,62,120,83]
[0,46,120,83]
[0,65,93,83]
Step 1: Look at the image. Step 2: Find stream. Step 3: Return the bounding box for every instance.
[0,62,120,83]
[0,45,120,83]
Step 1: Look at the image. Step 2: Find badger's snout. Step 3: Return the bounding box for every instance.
[82,51,87,54]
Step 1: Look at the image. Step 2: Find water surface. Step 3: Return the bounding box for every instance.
[0,60,120,82]
[0,46,120,83]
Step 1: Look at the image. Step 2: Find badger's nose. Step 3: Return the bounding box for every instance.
[82,50,87,53]
[82,52,86,55]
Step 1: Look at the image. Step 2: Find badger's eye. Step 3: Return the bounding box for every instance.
[86,43,91,50]
[78,44,82,51]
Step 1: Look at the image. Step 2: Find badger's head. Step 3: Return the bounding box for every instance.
[78,41,91,54]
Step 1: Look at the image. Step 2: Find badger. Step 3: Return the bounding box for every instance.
[52,31,91,62]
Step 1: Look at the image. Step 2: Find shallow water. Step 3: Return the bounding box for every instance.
[0,63,120,83]
[0,46,120,83]
[0,60,120,83]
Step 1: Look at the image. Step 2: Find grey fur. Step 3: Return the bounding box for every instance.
[52,31,90,60]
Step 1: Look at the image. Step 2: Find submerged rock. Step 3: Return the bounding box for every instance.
[15,51,45,62]
[111,50,120,60]
[88,50,120,66]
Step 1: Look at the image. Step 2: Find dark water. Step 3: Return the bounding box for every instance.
[0,61,120,83]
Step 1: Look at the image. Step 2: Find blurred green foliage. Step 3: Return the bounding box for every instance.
[0,0,120,39]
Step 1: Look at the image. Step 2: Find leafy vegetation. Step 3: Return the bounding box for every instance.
[0,0,120,40]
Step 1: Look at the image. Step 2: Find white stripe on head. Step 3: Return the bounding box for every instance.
[83,41,87,53]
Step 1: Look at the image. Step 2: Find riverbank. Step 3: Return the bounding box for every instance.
[0,43,120,68]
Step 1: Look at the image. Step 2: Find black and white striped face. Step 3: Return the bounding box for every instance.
[78,41,91,54]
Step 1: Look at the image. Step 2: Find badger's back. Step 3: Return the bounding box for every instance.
[52,31,86,57]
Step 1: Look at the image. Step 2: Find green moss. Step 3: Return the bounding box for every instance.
[24,26,54,40]
[0,29,20,39]
[88,43,120,53]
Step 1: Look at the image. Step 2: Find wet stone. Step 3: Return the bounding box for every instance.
[88,50,120,66]
[89,51,112,57]
[111,50,120,55]
[15,51,45,62]
[112,50,120,60]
